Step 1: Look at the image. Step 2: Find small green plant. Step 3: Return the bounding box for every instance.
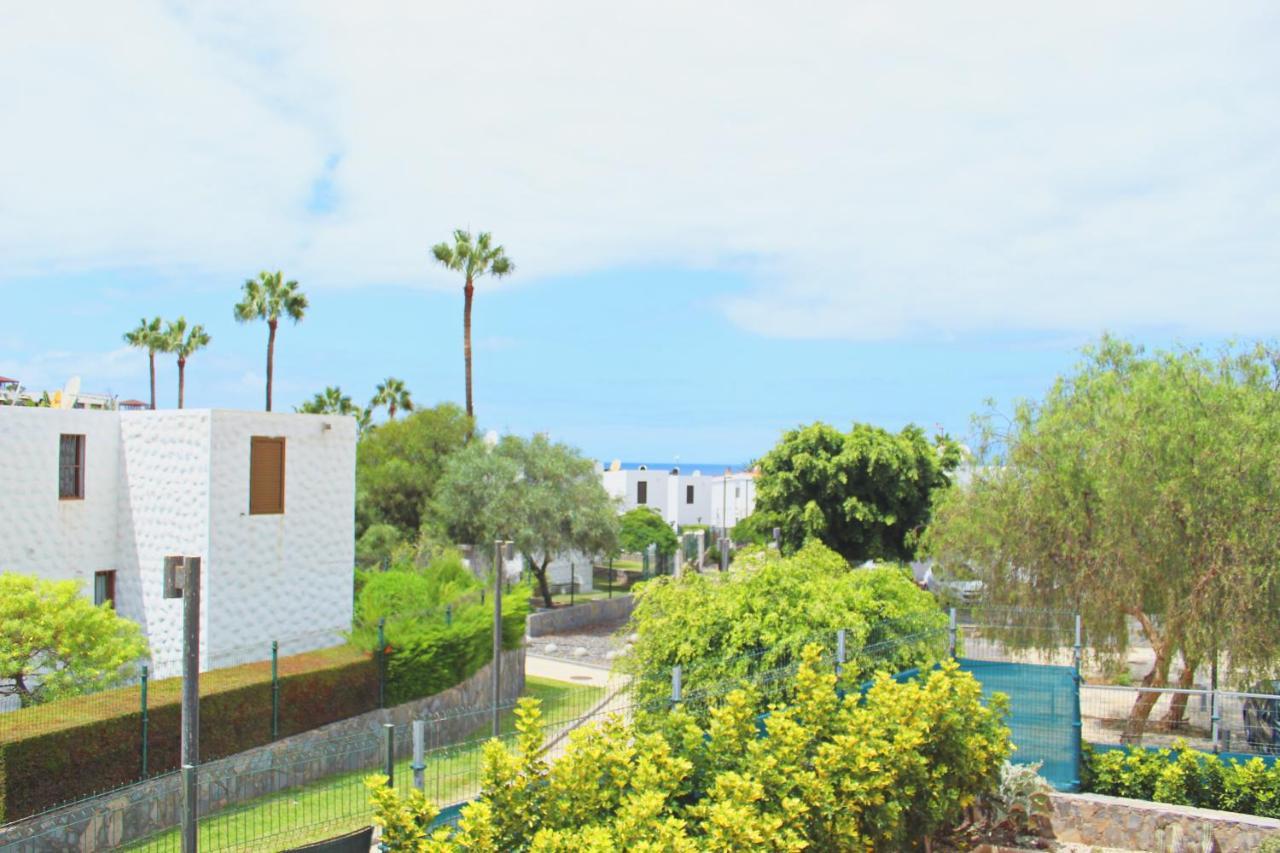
[1257,833,1280,852]
[983,761,1053,838]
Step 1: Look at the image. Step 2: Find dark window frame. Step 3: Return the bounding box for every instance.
[94,570,116,609]
[59,434,85,499]
[686,485,694,504]
[637,480,648,505]
[249,436,287,515]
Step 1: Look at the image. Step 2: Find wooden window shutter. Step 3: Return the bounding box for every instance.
[250,437,286,514]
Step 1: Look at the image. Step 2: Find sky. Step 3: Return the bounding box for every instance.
[2,2,1278,463]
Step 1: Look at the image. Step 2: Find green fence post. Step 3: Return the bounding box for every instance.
[948,608,958,659]
[1071,613,1083,791]
[383,723,395,787]
[445,604,452,627]
[377,617,387,710]
[140,664,149,779]
[608,558,613,599]
[271,640,280,741]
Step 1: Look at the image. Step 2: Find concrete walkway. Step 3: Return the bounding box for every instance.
[526,652,616,688]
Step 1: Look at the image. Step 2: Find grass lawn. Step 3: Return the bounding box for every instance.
[122,676,604,852]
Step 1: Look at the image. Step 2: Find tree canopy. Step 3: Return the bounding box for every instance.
[926,337,1280,739]
[356,404,473,539]
[432,434,618,607]
[618,507,677,557]
[0,573,148,707]
[754,422,961,562]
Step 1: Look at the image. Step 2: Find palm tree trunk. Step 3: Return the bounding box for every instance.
[148,350,157,410]
[177,357,186,409]
[266,319,278,412]
[389,401,397,419]
[463,278,474,423]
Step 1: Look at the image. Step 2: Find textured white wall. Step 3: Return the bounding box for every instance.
[709,474,758,529]
[600,467,721,528]
[206,411,356,669]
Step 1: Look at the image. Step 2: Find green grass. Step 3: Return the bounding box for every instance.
[122,676,605,852]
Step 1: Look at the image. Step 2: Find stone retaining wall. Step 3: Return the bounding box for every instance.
[525,595,634,637]
[0,648,525,853]
[1049,791,1280,852]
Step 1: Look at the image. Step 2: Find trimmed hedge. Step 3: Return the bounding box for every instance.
[0,646,376,823]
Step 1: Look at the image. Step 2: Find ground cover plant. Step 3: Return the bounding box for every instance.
[368,650,1011,851]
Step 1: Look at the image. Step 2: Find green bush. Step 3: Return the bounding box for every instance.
[368,651,1011,851]
[621,541,947,711]
[1083,741,1280,818]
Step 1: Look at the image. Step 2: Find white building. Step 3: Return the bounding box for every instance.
[600,463,758,530]
[0,407,357,677]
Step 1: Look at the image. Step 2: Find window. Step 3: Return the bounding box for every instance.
[686,485,694,504]
[249,436,286,514]
[59,434,84,499]
[735,487,741,498]
[637,480,647,504]
[94,570,116,609]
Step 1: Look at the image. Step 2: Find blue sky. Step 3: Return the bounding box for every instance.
[2,3,1278,462]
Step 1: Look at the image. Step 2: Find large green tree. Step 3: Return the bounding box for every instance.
[429,230,514,425]
[234,271,308,411]
[618,506,677,556]
[122,316,164,410]
[356,404,474,538]
[0,573,148,707]
[432,434,619,608]
[755,422,961,562]
[926,338,1280,741]
[163,317,210,409]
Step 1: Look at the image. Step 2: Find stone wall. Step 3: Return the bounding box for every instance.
[0,648,524,853]
[1049,792,1280,852]
[525,595,634,637]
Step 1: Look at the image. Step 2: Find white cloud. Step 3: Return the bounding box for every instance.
[1,1,1277,340]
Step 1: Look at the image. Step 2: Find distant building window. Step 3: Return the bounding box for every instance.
[637,481,647,504]
[686,485,694,504]
[249,437,286,515]
[59,434,85,499]
[735,487,741,498]
[94,570,116,609]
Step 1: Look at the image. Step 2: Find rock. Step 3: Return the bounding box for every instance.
[604,650,618,661]
[544,643,558,654]
[572,646,588,658]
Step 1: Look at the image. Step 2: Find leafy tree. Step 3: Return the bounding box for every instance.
[731,512,772,546]
[429,230,514,424]
[356,404,473,539]
[122,316,164,409]
[755,422,961,562]
[620,541,947,711]
[355,523,405,568]
[926,338,1280,741]
[618,507,677,557]
[367,649,1010,851]
[234,270,308,411]
[433,434,619,608]
[162,317,210,409]
[0,573,148,707]
[371,377,414,420]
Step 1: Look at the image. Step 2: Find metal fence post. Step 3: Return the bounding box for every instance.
[1072,613,1082,673]
[140,665,149,779]
[445,604,452,627]
[1210,690,1221,753]
[181,763,197,853]
[671,665,682,705]
[271,640,280,741]
[608,557,613,599]
[377,617,387,710]
[948,608,958,659]
[180,556,201,853]
[383,723,395,787]
[836,629,846,682]
[1071,612,1084,792]
[412,719,425,790]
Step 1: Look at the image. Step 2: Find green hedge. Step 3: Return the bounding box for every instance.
[1083,742,1280,818]
[0,646,377,823]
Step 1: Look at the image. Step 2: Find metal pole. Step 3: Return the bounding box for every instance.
[1073,613,1082,672]
[383,723,395,787]
[719,538,729,572]
[445,604,452,627]
[492,540,504,739]
[181,556,201,853]
[836,629,846,682]
[271,640,279,741]
[948,607,958,659]
[1071,612,1084,792]
[608,557,613,599]
[671,665,682,705]
[140,665,149,779]
[377,617,387,709]
[1210,652,1221,752]
[412,719,425,790]
[570,562,575,607]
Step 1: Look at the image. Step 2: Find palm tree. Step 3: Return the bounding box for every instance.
[296,386,356,415]
[371,377,414,420]
[430,230,513,424]
[122,317,164,409]
[164,318,211,409]
[234,271,309,411]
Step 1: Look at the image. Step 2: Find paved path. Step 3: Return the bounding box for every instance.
[526,652,615,688]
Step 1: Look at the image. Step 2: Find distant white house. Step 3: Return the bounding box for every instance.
[599,462,758,530]
[0,407,357,678]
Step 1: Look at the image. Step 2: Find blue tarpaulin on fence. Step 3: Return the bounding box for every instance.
[957,658,1081,791]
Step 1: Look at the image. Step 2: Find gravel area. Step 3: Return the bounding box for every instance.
[526,617,634,668]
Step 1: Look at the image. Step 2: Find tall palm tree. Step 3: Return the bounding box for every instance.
[164,318,211,409]
[122,317,164,410]
[430,230,513,424]
[234,271,309,411]
[371,377,414,420]
[296,385,356,415]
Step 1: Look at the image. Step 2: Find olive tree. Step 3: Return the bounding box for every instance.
[926,337,1280,740]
